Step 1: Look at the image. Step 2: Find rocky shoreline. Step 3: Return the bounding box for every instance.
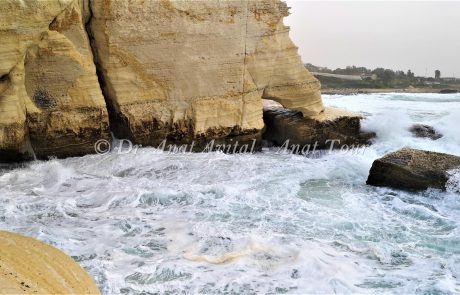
[1,1,459,293]
[2,1,454,164]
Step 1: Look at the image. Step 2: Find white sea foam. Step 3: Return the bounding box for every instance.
[447,169,460,193]
[361,109,412,142]
[0,93,459,294]
[433,109,460,156]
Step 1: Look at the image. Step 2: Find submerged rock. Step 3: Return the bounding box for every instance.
[409,124,443,140]
[367,148,460,191]
[263,100,375,150]
[0,231,100,294]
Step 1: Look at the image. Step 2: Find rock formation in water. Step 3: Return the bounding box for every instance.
[409,124,443,140]
[0,231,100,294]
[367,148,460,191]
[0,0,324,161]
[87,0,323,147]
[263,99,375,150]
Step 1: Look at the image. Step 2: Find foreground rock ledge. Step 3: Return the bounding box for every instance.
[367,148,460,191]
[0,231,100,295]
[263,100,374,150]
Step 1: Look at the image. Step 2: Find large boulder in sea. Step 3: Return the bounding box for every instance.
[263,100,375,150]
[367,148,460,191]
[0,231,100,294]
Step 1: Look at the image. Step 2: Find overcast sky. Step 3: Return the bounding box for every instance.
[284,0,460,77]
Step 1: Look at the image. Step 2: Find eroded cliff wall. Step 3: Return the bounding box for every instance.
[88,0,323,146]
[0,0,322,161]
[0,0,110,160]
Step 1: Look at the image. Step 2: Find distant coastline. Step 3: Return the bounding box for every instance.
[321,87,455,95]
[306,63,460,95]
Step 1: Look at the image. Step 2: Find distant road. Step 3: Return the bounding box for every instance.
[311,72,362,81]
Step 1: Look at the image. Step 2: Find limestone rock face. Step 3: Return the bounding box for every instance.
[0,0,323,161]
[0,231,100,294]
[367,148,460,191]
[0,0,109,161]
[88,0,323,146]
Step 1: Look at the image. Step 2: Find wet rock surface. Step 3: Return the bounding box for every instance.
[367,148,460,191]
[263,102,374,150]
[409,124,443,140]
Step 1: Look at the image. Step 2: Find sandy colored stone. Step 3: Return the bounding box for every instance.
[0,231,100,294]
[88,0,323,146]
[1,0,324,160]
[0,0,109,161]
